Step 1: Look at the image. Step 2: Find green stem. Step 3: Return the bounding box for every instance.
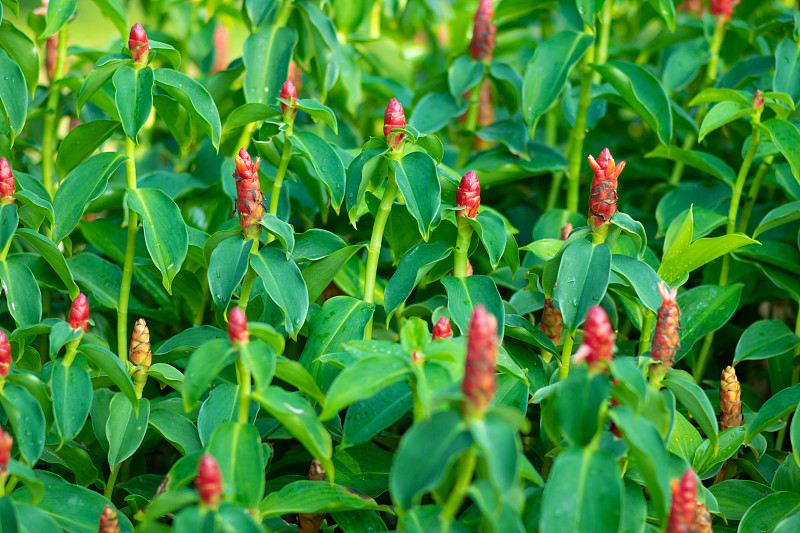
[669,131,698,186]
[638,312,654,356]
[62,339,80,367]
[453,216,474,278]
[275,0,295,27]
[738,155,773,234]
[439,449,477,531]
[566,26,595,212]
[559,332,575,380]
[544,108,562,210]
[104,463,121,500]
[117,136,139,362]
[41,28,69,199]
[236,355,251,424]
[706,18,726,84]
[239,239,260,311]
[267,131,294,243]
[593,3,611,83]
[455,83,482,170]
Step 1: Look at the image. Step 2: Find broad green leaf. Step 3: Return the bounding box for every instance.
[0,21,38,95]
[774,39,800,104]
[155,326,227,362]
[610,254,664,312]
[409,92,465,134]
[153,68,221,149]
[791,402,800,468]
[182,339,237,411]
[555,239,612,331]
[662,38,708,94]
[469,414,520,492]
[15,228,79,298]
[55,119,120,178]
[223,103,280,132]
[734,320,800,364]
[249,247,309,337]
[658,234,757,285]
[260,480,389,517]
[0,384,45,464]
[240,341,276,393]
[291,131,346,213]
[294,98,338,134]
[384,242,452,316]
[320,356,410,420]
[645,145,736,186]
[689,87,751,107]
[738,492,800,533]
[0,49,28,139]
[44,0,77,37]
[342,382,412,447]
[112,65,154,142]
[148,409,201,455]
[746,384,800,443]
[555,367,609,447]
[259,214,294,257]
[106,395,150,470]
[709,480,774,521]
[754,201,800,238]
[448,55,484,102]
[67,253,122,309]
[302,244,365,304]
[441,275,505,338]
[77,55,131,115]
[89,0,127,38]
[345,148,388,224]
[0,260,41,326]
[197,384,239,446]
[575,0,607,27]
[647,0,675,31]
[78,344,137,408]
[207,236,251,310]
[243,23,297,106]
[207,422,264,508]
[675,284,742,360]
[763,119,800,184]
[275,355,325,404]
[392,152,441,239]
[152,94,191,156]
[147,40,181,70]
[663,369,719,452]
[51,360,92,444]
[698,102,756,142]
[0,203,17,254]
[468,210,508,269]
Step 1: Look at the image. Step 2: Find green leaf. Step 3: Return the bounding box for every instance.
[77,56,131,115]
[709,480,774,521]
[594,60,672,145]
[555,239,612,331]
[78,344,138,407]
[147,40,181,70]
[342,382,412,447]
[44,0,77,37]
[663,369,719,453]
[55,119,120,179]
[763,119,800,185]
[645,145,736,186]
[302,245,365,304]
[0,203,18,254]
[791,403,800,468]
[153,69,221,149]
[0,49,28,139]
[275,355,325,404]
[106,395,150,470]
[182,339,237,411]
[243,23,297,106]
[0,385,45,464]
[260,480,388,517]
[152,94,192,156]
[469,414,520,492]
[207,236,251,310]
[409,92,465,134]
[51,360,92,444]
[240,341,276,394]
[647,0,675,31]
[345,148,388,224]
[0,21,38,95]
[0,260,41,326]
[223,103,280,133]
[441,275,505,338]
[291,131,346,213]
[738,492,800,533]
[148,409,200,456]
[15,228,79,298]
[575,0,607,27]
[689,87,751,107]
[244,0,276,31]
[126,188,188,293]
[698,102,756,142]
[754,201,800,238]
[675,284,743,360]
[113,65,154,142]
[249,247,309,337]
[658,234,757,285]
[294,98,338,134]
[734,320,800,364]
[259,214,294,257]
[207,422,264,508]
[384,242,452,316]
[67,254,122,310]
[52,153,126,243]
[392,152,441,240]
[774,39,800,104]
[448,55,484,102]
[522,30,594,127]
[610,254,664,312]
[746,384,800,443]
[254,387,333,475]
[320,356,410,420]
[89,0,127,39]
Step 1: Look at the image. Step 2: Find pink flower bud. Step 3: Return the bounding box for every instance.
[709,0,739,19]
[587,148,625,232]
[68,293,90,334]
[384,98,406,151]
[196,454,223,507]
[752,90,764,111]
[288,60,303,93]
[560,222,572,241]
[128,24,149,66]
[98,505,120,533]
[469,0,496,61]
[0,331,11,379]
[280,80,298,123]
[462,305,497,417]
[211,22,228,74]
[228,307,249,345]
[573,306,615,372]
[233,148,264,239]
[651,282,680,372]
[540,299,563,345]
[0,158,15,205]
[33,0,48,16]
[0,429,11,473]
[432,317,452,340]
[456,171,480,218]
[667,469,697,533]
[46,36,58,82]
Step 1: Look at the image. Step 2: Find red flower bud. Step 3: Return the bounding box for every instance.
[573,306,615,372]
[68,293,90,334]
[462,305,498,417]
[280,80,298,123]
[456,171,480,218]
[33,0,48,16]
[0,428,11,473]
[129,24,149,66]
[720,366,743,431]
[46,36,59,82]
[196,454,223,507]
[233,148,264,239]
[384,98,406,151]
[667,469,697,533]
[469,0,496,61]
[98,505,120,533]
[752,90,764,111]
[288,60,303,93]
[228,306,249,345]
[560,222,572,241]
[0,157,14,205]
[651,282,680,372]
[0,331,11,380]
[677,0,703,13]
[129,319,151,367]
[540,299,563,345]
[211,22,228,74]
[432,317,452,340]
[709,0,739,19]
[587,148,625,232]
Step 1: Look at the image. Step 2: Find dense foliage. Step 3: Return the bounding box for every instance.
[2,0,800,531]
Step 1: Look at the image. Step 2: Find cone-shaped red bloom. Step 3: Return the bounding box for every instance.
[432,317,452,340]
[462,305,498,417]
[667,469,697,533]
[651,282,680,371]
[469,0,496,61]
[587,148,625,231]
[457,171,481,218]
[68,293,90,333]
[98,505,120,533]
[0,157,15,204]
[384,98,406,151]
[233,148,264,239]
[280,80,298,123]
[540,299,563,345]
[129,318,151,367]
[211,22,228,74]
[560,222,573,241]
[196,454,223,507]
[752,89,764,111]
[288,60,303,93]
[709,0,739,19]
[0,428,12,473]
[128,24,149,65]
[573,306,615,372]
[720,366,743,431]
[0,331,11,379]
[228,307,249,345]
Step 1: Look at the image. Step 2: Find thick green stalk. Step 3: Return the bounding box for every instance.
[104,463,121,499]
[41,27,69,199]
[638,312,654,356]
[62,339,80,367]
[236,355,251,424]
[453,216,474,278]
[544,108,562,210]
[267,131,294,243]
[117,137,139,361]
[439,449,477,531]
[593,4,611,83]
[706,18,726,84]
[239,238,260,311]
[566,27,596,212]
[455,83,482,170]
[275,0,295,27]
[559,332,575,380]
[738,155,773,234]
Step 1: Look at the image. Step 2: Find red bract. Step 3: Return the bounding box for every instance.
[573,306,615,372]
[432,317,452,340]
[129,318,151,367]
[129,23,149,65]
[587,148,625,232]
[280,79,298,123]
[384,98,406,151]
[211,22,228,74]
[667,469,697,533]
[709,0,739,19]
[288,60,303,92]
[0,331,9,379]
[456,171,480,218]
[228,306,249,345]
[720,366,743,431]
[68,293,90,333]
[233,148,264,239]
[651,282,680,372]
[469,0,496,61]
[0,429,11,473]
[98,505,120,533]
[560,222,572,241]
[0,157,15,204]
[46,37,58,81]
[196,454,223,507]
[752,89,764,111]
[540,299,563,345]
[462,305,498,418]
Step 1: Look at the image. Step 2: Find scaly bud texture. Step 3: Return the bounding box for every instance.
[752,89,764,111]
[233,148,264,239]
[196,454,223,507]
[0,428,11,473]
[540,299,563,345]
[228,307,250,345]
[720,366,743,431]
[667,469,697,533]
[432,317,452,340]
[573,306,615,372]
[98,505,120,533]
[651,282,680,371]
[280,80,298,123]
[69,293,90,333]
[130,319,152,396]
[560,222,572,241]
[694,501,713,533]
[457,171,481,218]
[0,157,15,204]
[709,0,739,19]
[0,331,9,379]
[211,22,228,74]
[384,98,406,151]
[298,459,326,533]
[462,305,498,417]
[469,0,496,61]
[587,148,625,232]
[129,24,149,66]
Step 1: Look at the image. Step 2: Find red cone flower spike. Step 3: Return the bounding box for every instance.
[0,157,15,205]
[98,505,120,533]
[720,366,743,431]
[651,282,680,372]
[211,22,228,74]
[129,24,149,66]
[469,0,496,61]
[196,454,223,507]
[0,429,11,473]
[432,317,452,340]
[474,80,495,150]
[457,171,481,218]
[462,305,498,417]
[560,222,572,241]
[0,331,9,379]
[588,148,625,232]
[384,98,406,151]
[129,319,151,396]
[46,36,58,81]
[667,469,697,533]
[709,0,739,19]
[68,293,90,334]
[233,148,264,239]
[288,60,303,93]
[228,306,249,345]
[573,306,615,372]
[752,90,764,111]
[280,80,297,123]
[540,299,563,345]
[694,501,713,533]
